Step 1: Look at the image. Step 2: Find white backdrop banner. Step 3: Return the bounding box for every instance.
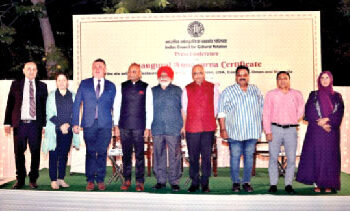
[73,11,321,99]
[72,11,322,167]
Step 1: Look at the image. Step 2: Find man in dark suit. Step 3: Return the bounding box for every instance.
[72,58,116,191]
[4,61,48,189]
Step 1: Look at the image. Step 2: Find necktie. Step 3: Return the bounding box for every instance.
[29,80,36,118]
[95,80,101,119]
[96,80,101,99]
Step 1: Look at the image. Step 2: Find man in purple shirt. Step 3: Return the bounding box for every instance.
[263,71,305,194]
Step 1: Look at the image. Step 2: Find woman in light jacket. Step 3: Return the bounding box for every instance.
[43,73,79,189]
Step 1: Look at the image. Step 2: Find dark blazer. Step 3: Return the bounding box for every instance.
[4,78,48,128]
[72,78,116,129]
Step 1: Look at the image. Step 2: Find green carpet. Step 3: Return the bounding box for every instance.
[1,167,349,195]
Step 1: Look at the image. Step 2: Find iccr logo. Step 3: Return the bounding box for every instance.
[187,21,204,37]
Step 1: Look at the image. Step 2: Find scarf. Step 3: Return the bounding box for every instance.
[317,71,334,117]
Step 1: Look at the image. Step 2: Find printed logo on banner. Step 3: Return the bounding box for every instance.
[187,21,204,37]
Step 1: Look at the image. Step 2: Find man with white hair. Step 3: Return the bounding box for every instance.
[151,66,184,192]
[182,64,219,193]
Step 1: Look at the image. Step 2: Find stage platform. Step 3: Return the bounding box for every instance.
[1,189,349,211]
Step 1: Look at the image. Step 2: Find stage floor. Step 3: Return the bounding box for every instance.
[0,189,349,211]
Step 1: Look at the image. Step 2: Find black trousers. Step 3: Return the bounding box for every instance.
[49,130,72,181]
[186,131,214,187]
[120,129,145,183]
[13,121,42,184]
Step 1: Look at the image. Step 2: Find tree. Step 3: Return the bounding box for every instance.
[30,0,67,78]
[103,0,170,13]
[0,0,68,79]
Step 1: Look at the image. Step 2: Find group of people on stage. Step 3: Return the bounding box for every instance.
[4,59,344,194]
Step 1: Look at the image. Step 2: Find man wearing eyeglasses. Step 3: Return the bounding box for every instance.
[263,71,304,194]
[182,64,220,193]
[218,65,264,193]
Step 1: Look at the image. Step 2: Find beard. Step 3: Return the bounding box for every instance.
[159,80,171,87]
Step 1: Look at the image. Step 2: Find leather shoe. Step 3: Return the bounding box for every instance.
[86,182,95,191]
[12,182,24,189]
[136,182,144,192]
[242,183,254,192]
[29,182,38,189]
[285,185,296,194]
[120,180,131,191]
[152,183,166,190]
[232,183,240,192]
[171,185,180,192]
[97,182,106,191]
[202,185,210,193]
[268,185,277,193]
[187,184,199,192]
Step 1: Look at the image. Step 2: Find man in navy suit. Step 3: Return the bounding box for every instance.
[72,58,116,191]
[4,61,48,189]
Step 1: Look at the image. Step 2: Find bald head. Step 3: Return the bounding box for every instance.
[23,62,38,80]
[192,64,205,85]
[127,63,142,82]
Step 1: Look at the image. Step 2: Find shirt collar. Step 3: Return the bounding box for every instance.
[94,78,104,84]
[25,77,35,84]
[157,83,172,90]
[56,89,71,97]
[234,83,251,91]
[277,88,291,94]
[131,79,140,85]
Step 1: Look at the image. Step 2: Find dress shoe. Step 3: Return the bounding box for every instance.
[171,184,180,192]
[97,182,106,191]
[201,185,210,193]
[29,182,38,189]
[268,185,277,193]
[120,180,131,191]
[152,183,166,190]
[187,184,199,192]
[136,182,144,192]
[86,182,95,191]
[51,181,59,190]
[242,183,254,192]
[57,179,70,188]
[232,183,241,192]
[285,185,296,194]
[12,182,24,189]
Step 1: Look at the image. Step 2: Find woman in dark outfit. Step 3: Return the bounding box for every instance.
[296,71,344,193]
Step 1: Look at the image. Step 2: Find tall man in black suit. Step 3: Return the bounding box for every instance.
[4,62,48,189]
